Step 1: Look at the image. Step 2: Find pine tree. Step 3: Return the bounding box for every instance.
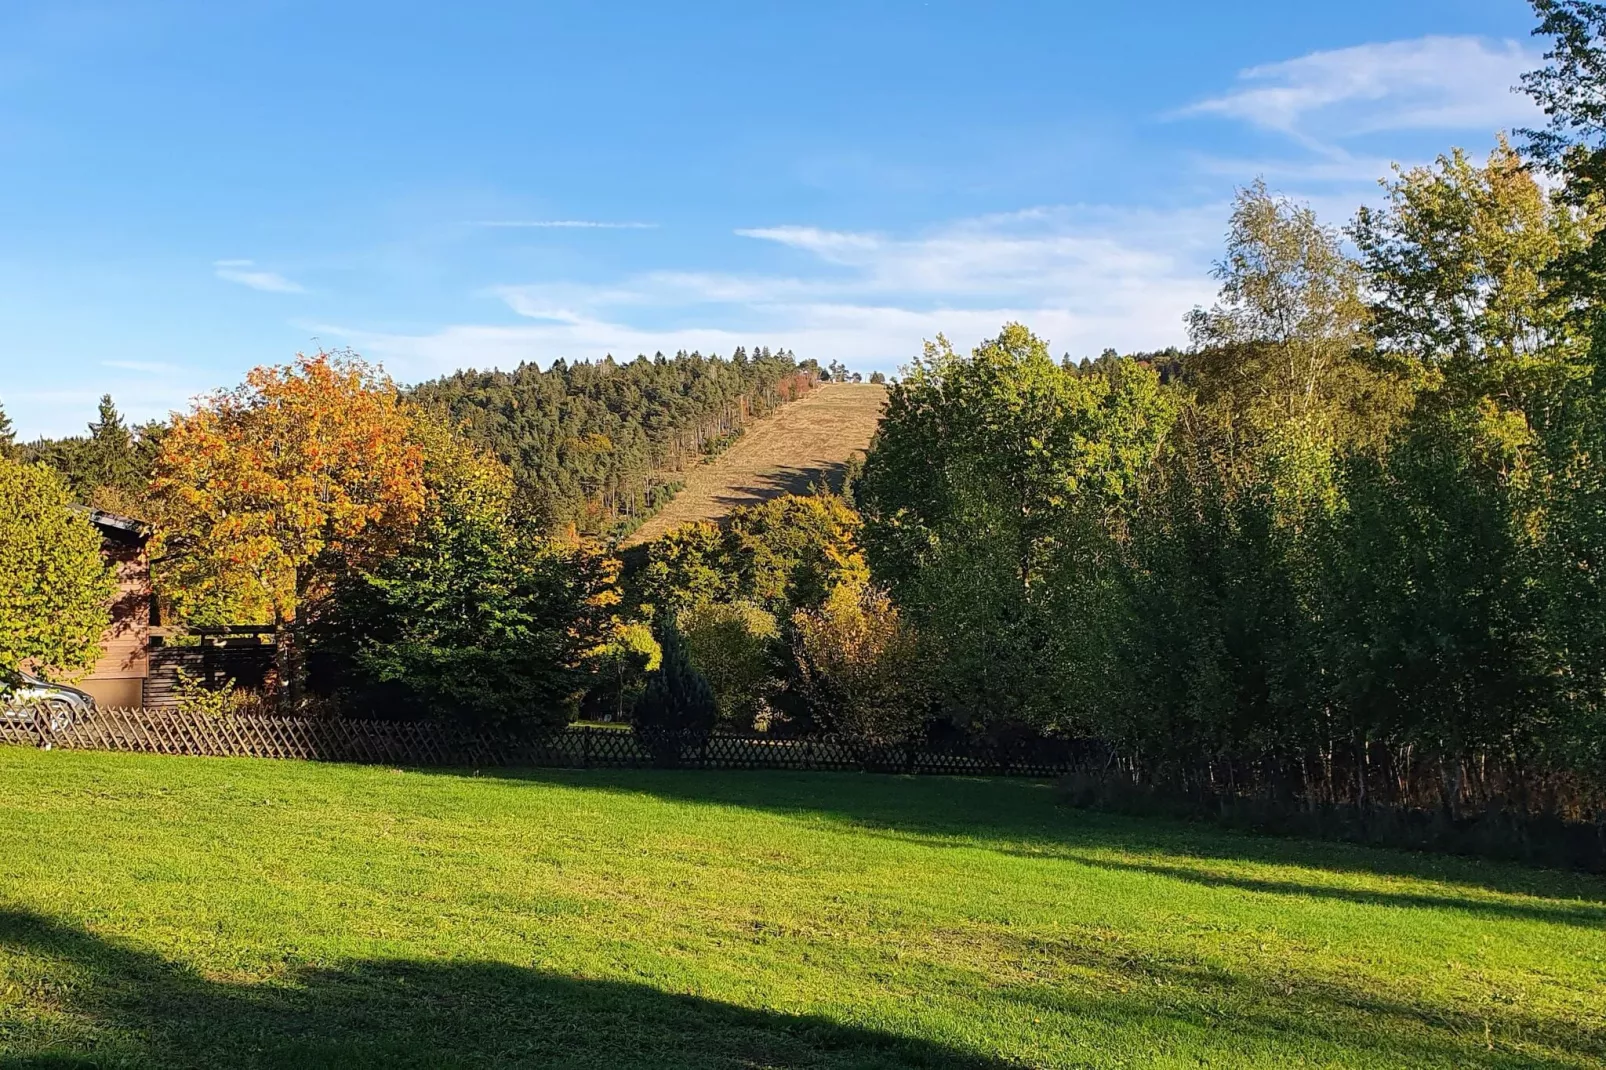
[631,616,718,748]
[0,399,16,460]
[85,394,140,495]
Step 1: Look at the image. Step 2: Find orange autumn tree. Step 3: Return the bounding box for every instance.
[153,352,426,704]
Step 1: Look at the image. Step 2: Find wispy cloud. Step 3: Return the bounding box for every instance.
[213,258,305,293]
[466,220,659,230]
[734,226,880,261]
[100,359,179,375]
[1182,36,1540,146]
[7,379,209,438]
[319,205,1222,381]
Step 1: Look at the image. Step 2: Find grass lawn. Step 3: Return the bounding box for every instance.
[0,748,1602,1068]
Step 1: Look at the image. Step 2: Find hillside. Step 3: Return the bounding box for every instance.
[624,382,886,545]
[410,350,809,533]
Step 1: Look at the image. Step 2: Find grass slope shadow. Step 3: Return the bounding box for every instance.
[0,909,1009,1070]
[478,770,1606,919]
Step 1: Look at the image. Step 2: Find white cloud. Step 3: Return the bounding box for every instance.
[319,205,1221,381]
[466,220,658,229]
[213,259,305,293]
[1184,36,1540,144]
[100,359,180,374]
[734,226,881,261]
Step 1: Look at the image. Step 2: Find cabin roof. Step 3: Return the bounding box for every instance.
[72,506,154,547]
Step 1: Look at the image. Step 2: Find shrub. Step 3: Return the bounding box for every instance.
[168,669,266,718]
[678,601,779,729]
[791,581,929,741]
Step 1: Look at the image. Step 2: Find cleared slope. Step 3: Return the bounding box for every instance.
[625,382,885,545]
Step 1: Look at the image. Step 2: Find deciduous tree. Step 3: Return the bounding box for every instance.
[0,456,114,682]
[791,580,928,741]
[152,352,426,704]
[858,325,1174,730]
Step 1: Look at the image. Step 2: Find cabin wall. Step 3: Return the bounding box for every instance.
[80,542,151,707]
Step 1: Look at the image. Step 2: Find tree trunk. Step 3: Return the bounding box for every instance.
[273,608,294,712]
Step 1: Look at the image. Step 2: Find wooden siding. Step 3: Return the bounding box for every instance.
[84,542,151,686]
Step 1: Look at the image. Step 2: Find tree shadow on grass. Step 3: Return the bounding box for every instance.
[709,462,851,510]
[0,908,1007,1070]
[4,906,1597,1070]
[476,769,1606,920]
[1053,853,1606,928]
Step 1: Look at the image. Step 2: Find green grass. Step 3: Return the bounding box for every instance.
[0,748,1602,1069]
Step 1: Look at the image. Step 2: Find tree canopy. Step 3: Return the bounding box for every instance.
[0,456,114,682]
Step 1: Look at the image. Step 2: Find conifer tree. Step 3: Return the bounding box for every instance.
[84,394,141,496]
[631,616,717,745]
[0,399,16,461]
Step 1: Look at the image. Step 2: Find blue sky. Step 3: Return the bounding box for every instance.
[1,0,1543,437]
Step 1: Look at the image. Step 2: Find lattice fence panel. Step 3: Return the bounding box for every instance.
[1,705,1096,778]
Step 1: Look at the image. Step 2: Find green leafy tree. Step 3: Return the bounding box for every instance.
[1517,2,1606,768]
[635,493,866,618]
[636,521,734,614]
[857,325,1174,732]
[1331,140,1601,774]
[1111,184,1398,765]
[1352,138,1600,440]
[0,456,115,682]
[583,621,661,722]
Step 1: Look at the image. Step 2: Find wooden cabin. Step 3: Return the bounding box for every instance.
[77,509,154,708]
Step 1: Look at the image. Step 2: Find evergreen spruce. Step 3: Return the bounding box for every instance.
[85,394,140,495]
[631,616,718,748]
[0,399,16,460]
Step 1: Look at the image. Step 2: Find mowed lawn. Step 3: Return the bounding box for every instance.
[0,749,1602,1069]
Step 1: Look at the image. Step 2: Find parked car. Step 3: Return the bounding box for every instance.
[1,670,96,730]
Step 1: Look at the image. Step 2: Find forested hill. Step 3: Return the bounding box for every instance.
[409,348,813,534]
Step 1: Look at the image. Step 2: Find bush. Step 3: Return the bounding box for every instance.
[168,669,267,718]
[791,581,929,741]
[678,601,779,729]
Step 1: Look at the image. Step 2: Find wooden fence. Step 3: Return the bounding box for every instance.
[0,705,1095,777]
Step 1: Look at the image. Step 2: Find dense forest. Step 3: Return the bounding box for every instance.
[410,347,816,533]
[852,130,1606,819]
[3,347,818,540]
